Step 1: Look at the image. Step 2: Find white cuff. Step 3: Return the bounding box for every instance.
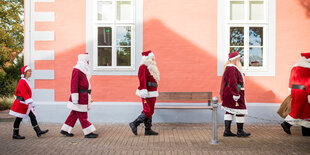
[308,95,310,103]
[288,88,291,94]
[236,116,245,123]
[83,124,96,135]
[233,95,240,102]
[61,124,73,133]
[224,114,233,121]
[71,93,79,103]
[25,98,34,105]
[136,89,148,98]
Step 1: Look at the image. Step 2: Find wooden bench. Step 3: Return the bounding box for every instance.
[155,92,213,109]
[155,92,219,144]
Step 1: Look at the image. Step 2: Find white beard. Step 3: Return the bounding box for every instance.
[140,57,160,82]
[74,61,91,80]
[236,60,243,71]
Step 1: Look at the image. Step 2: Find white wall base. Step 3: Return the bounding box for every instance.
[33,102,283,124]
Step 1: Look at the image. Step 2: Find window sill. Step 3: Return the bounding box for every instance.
[93,66,135,71]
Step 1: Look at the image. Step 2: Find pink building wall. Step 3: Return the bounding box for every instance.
[29,0,310,103]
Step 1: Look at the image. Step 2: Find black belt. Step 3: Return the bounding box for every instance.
[147,82,158,88]
[292,84,306,90]
[78,89,91,94]
[16,96,25,101]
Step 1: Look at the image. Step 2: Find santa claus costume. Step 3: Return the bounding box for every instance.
[129,50,160,136]
[9,65,48,139]
[281,53,310,136]
[60,53,98,138]
[220,51,251,137]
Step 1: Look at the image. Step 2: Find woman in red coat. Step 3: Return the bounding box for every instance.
[220,51,251,137]
[9,65,48,139]
[281,53,310,136]
[129,50,160,136]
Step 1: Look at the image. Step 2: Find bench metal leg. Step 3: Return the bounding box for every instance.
[210,97,219,144]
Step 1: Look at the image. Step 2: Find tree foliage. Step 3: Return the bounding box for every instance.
[0,0,24,97]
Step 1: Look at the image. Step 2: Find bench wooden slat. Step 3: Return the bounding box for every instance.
[155,106,213,109]
[157,92,212,101]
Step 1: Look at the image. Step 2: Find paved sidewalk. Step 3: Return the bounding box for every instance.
[0,119,309,155]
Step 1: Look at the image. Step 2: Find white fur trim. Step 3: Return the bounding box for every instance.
[25,98,33,105]
[9,110,27,118]
[61,124,73,133]
[285,115,310,128]
[308,95,310,103]
[233,95,240,102]
[67,101,88,112]
[221,105,248,115]
[307,58,310,63]
[240,88,245,91]
[24,66,31,73]
[136,89,159,98]
[71,93,79,104]
[229,54,241,61]
[288,88,291,94]
[235,116,245,123]
[224,114,233,121]
[294,57,310,69]
[136,89,148,98]
[148,52,154,58]
[82,124,96,135]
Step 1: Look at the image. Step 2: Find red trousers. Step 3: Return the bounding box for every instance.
[65,110,92,129]
[142,97,156,118]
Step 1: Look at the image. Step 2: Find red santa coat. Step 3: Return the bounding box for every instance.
[285,57,310,128]
[67,68,91,112]
[9,78,34,118]
[220,64,248,115]
[136,64,158,98]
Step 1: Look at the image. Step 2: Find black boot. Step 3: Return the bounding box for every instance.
[33,125,49,137]
[12,128,25,139]
[60,130,74,137]
[302,126,310,136]
[237,123,251,137]
[144,117,158,136]
[281,121,292,135]
[223,120,236,137]
[85,133,98,138]
[129,113,147,135]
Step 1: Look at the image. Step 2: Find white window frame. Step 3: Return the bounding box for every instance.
[218,0,276,76]
[94,0,135,71]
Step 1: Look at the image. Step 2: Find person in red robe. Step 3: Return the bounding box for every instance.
[220,51,251,137]
[129,50,160,136]
[60,53,98,138]
[281,53,310,136]
[9,65,48,139]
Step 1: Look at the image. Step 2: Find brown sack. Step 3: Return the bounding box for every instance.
[277,95,292,118]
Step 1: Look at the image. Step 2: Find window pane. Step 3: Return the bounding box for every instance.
[117,47,131,66]
[249,47,263,67]
[230,27,244,46]
[98,27,112,46]
[98,47,112,66]
[249,27,263,46]
[98,1,113,21]
[117,1,132,21]
[230,1,244,20]
[250,1,264,20]
[230,47,244,66]
[116,26,131,46]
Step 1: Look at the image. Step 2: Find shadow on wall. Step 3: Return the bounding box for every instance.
[300,0,310,17]
[144,19,282,103]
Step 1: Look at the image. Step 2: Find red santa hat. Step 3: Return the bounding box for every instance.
[21,65,31,78]
[142,50,155,59]
[229,51,241,61]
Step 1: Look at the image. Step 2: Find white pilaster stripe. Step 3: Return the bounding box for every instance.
[35,0,55,2]
[32,70,54,79]
[34,31,54,41]
[34,50,55,60]
[33,89,55,102]
[34,12,55,22]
